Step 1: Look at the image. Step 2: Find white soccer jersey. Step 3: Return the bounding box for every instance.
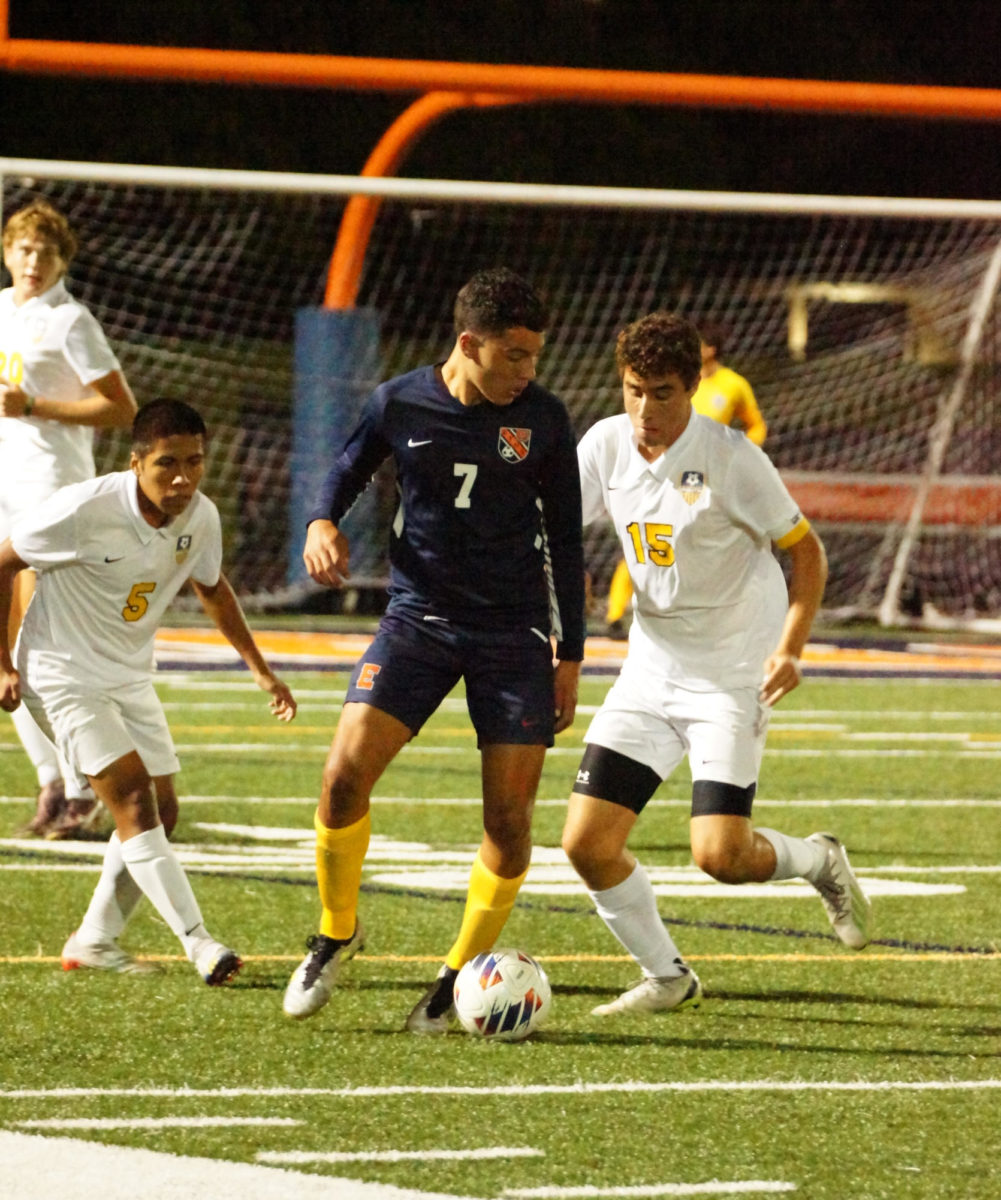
[578,412,809,690]
[0,278,122,491]
[12,471,222,690]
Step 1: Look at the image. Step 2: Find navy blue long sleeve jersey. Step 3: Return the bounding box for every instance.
[309,365,586,661]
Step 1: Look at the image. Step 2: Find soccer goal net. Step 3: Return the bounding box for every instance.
[3,158,1000,630]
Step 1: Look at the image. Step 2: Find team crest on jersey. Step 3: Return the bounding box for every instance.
[498,427,532,463]
[679,470,705,505]
[175,534,192,564]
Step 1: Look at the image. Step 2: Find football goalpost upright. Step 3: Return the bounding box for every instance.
[3,156,1001,629]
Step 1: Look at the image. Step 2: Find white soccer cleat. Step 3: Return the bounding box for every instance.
[61,930,163,976]
[808,832,873,950]
[592,965,702,1016]
[191,938,243,986]
[405,964,458,1035]
[282,924,365,1019]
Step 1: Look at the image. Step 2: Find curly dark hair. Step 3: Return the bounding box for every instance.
[614,312,702,388]
[453,267,549,336]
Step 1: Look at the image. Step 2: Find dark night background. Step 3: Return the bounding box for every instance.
[3,0,1001,200]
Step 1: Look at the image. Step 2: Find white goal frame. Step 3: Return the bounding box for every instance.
[4,157,1001,629]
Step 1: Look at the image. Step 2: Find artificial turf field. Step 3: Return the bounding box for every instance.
[1,656,1000,1199]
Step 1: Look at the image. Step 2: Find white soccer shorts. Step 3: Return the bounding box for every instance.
[21,677,181,780]
[584,659,770,789]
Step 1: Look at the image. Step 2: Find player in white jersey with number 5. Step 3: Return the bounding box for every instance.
[1,199,138,837]
[563,311,872,1017]
[0,399,297,984]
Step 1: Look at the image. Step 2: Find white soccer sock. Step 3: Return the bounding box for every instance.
[119,825,208,958]
[589,861,685,979]
[9,703,61,786]
[78,832,144,945]
[757,827,828,882]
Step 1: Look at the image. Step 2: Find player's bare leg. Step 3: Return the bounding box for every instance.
[689,813,779,884]
[692,812,872,949]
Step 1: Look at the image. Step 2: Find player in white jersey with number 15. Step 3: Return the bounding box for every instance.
[563,311,872,1018]
[0,399,298,985]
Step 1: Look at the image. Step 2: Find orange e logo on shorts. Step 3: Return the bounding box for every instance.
[357,662,382,691]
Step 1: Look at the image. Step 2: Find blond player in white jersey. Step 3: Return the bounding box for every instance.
[0,399,297,983]
[563,312,872,1017]
[0,200,138,837]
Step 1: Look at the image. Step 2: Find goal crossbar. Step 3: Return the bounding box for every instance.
[6,157,1001,220]
[4,158,1001,626]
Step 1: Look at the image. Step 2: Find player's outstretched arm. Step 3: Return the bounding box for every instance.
[553,658,582,734]
[760,527,828,708]
[190,574,297,722]
[303,519,351,589]
[0,539,29,712]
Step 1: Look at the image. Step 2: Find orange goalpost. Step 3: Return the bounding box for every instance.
[5,6,1001,310]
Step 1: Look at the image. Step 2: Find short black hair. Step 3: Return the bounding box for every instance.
[696,319,728,357]
[453,267,548,337]
[132,399,207,454]
[615,312,702,389]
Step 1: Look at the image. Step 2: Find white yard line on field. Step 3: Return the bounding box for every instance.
[15,1117,301,1130]
[4,1079,1001,1100]
[260,1148,543,1165]
[502,1185,796,1198]
[0,1131,479,1200]
[5,741,1001,758]
[0,832,976,897]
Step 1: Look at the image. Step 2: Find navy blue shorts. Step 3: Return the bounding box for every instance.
[344,611,556,746]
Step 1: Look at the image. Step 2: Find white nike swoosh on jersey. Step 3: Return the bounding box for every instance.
[407,438,432,447]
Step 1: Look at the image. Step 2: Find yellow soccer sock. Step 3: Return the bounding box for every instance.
[445,852,528,971]
[605,558,634,624]
[315,810,370,940]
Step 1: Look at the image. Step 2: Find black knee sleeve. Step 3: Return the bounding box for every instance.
[691,779,756,818]
[572,743,662,815]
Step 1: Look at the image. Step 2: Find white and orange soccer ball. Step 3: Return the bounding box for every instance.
[453,948,552,1042]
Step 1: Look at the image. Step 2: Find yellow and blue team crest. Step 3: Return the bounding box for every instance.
[498,427,532,463]
[679,470,705,505]
[175,534,192,564]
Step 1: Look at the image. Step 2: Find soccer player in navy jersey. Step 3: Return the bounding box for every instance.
[283,268,586,1031]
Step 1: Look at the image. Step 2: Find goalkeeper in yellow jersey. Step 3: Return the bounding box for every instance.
[691,320,767,446]
[603,320,765,636]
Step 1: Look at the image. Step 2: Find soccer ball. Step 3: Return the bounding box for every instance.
[453,948,552,1042]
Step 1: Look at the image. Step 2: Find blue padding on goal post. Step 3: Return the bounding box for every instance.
[289,306,383,586]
